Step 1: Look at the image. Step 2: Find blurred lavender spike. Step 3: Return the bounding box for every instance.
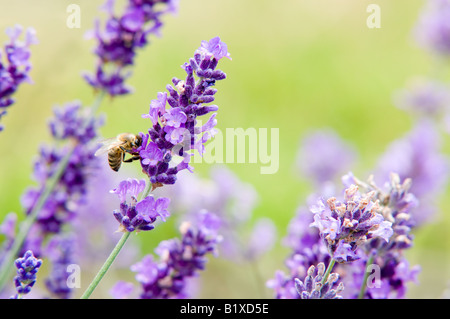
[83,0,179,96]
[296,129,358,187]
[0,25,38,131]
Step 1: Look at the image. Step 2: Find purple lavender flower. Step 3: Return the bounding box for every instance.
[20,101,103,255]
[84,0,178,96]
[296,129,357,186]
[160,165,273,263]
[0,25,37,131]
[44,236,77,299]
[11,250,42,298]
[393,78,450,117]
[294,263,344,299]
[0,213,17,264]
[267,206,331,299]
[375,119,449,224]
[414,0,450,56]
[111,178,171,232]
[348,254,421,299]
[341,172,421,298]
[266,270,300,299]
[344,173,418,254]
[309,185,393,263]
[110,280,135,299]
[137,37,230,189]
[49,101,103,143]
[131,211,222,299]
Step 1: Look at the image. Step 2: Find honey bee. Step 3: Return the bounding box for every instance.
[95,133,142,172]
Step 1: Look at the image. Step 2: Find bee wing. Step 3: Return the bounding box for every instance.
[94,137,124,156]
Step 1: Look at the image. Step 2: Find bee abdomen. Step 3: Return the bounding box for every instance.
[108,150,123,172]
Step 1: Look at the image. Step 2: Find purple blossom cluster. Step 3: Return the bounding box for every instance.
[414,0,450,56]
[3,0,449,301]
[136,37,231,189]
[110,178,170,232]
[296,129,358,187]
[111,211,222,299]
[0,25,37,131]
[268,171,421,299]
[20,101,103,255]
[267,209,330,299]
[375,120,448,225]
[342,172,421,298]
[44,236,77,299]
[162,166,275,262]
[294,263,344,299]
[393,78,450,118]
[310,184,393,263]
[11,250,42,299]
[84,0,178,96]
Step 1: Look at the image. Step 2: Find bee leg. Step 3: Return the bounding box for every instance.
[123,155,141,163]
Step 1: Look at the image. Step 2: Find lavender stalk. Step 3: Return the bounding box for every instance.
[0,92,105,291]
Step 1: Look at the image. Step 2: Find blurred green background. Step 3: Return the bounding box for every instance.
[1,0,449,298]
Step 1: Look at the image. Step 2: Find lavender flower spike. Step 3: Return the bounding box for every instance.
[132,211,222,299]
[137,37,231,189]
[11,250,42,299]
[84,0,179,96]
[0,25,38,131]
[294,263,344,299]
[111,178,171,232]
[310,184,393,263]
[414,0,450,56]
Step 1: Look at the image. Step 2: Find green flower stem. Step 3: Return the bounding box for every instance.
[0,147,74,291]
[80,181,153,299]
[321,259,336,285]
[80,231,132,299]
[0,91,105,292]
[358,254,375,299]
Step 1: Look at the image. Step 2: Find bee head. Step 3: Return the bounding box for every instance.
[133,134,143,148]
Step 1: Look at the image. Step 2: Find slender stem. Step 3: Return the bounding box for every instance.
[0,91,106,292]
[140,180,153,200]
[321,259,336,285]
[80,231,132,299]
[0,147,74,290]
[80,180,152,299]
[358,254,374,299]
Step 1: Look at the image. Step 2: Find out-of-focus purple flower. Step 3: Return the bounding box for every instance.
[393,78,450,117]
[110,280,135,299]
[20,102,103,255]
[296,129,358,186]
[266,270,299,299]
[0,212,17,263]
[44,236,76,299]
[84,0,178,96]
[375,120,449,224]
[268,206,331,299]
[0,25,37,131]
[309,184,393,263]
[49,101,104,143]
[160,166,271,262]
[414,0,450,56]
[11,250,42,299]
[246,218,277,260]
[131,211,222,299]
[294,263,344,299]
[348,253,421,299]
[137,37,230,189]
[111,178,171,232]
